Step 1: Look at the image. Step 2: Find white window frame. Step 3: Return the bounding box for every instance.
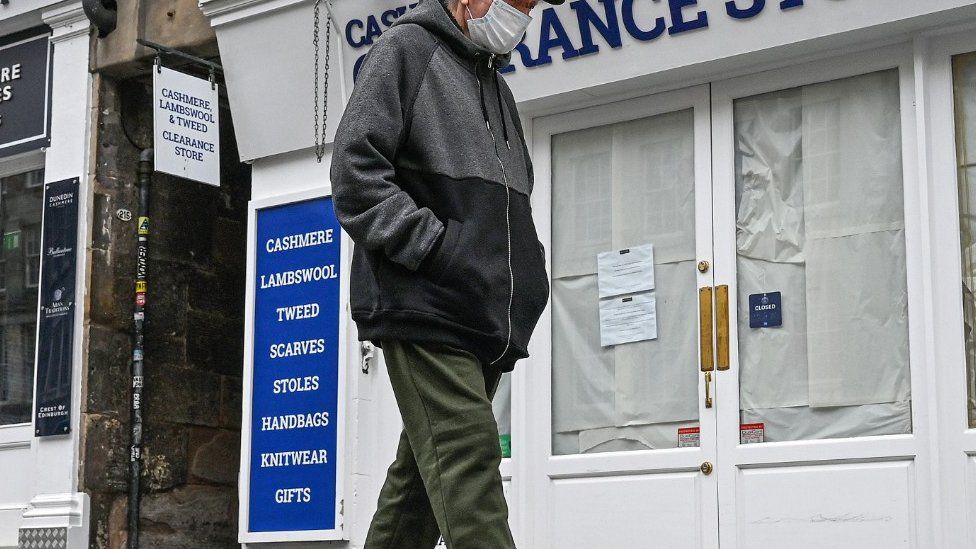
[923,23,976,549]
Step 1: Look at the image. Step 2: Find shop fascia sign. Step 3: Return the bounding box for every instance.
[0,28,53,158]
[336,0,809,83]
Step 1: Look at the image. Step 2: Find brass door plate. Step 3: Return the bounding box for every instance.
[699,287,714,372]
[716,285,730,371]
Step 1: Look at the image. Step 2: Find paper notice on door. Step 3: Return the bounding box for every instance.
[740,423,765,444]
[599,293,658,346]
[597,244,655,298]
[678,427,700,448]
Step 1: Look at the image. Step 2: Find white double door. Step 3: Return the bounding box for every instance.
[522,45,931,549]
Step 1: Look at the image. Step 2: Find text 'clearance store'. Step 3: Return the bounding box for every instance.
[200,0,976,547]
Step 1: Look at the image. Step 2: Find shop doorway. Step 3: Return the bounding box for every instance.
[524,46,930,548]
[928,31,976,549]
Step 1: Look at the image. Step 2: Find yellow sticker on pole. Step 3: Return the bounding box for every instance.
[138,216,150,235]
[136,280,147,293]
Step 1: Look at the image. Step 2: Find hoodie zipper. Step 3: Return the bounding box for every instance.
[481,53,514,367]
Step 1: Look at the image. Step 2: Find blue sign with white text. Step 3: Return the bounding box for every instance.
[749,292,782,329]
[249,197,341,533]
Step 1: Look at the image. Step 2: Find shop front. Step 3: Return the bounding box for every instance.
[202,0,976,547]
[0,2,93,548]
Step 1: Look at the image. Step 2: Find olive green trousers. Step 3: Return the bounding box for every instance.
[364,339,515,549]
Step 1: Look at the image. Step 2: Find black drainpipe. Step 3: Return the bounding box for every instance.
[128,149,152,549]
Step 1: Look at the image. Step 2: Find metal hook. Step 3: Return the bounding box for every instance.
[209,68,216,90]
[154,55,161,73]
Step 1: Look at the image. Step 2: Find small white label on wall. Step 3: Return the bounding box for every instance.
[153,67,221,186]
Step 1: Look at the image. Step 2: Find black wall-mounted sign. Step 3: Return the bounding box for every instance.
[0,29,53,159]
[34,177,79,437]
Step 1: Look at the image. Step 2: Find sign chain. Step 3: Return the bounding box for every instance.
[313,0,332,163]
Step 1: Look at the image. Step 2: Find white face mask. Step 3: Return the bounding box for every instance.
[466,1,532,55]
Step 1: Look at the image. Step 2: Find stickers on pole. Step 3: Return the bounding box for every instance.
[153,66,220,186]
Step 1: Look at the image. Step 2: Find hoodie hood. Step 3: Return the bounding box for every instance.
[394,0,514,69]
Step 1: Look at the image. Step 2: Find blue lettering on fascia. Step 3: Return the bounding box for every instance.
[347,0,811,81]
[668,0,709,35]
[726,0,765,20]
[381,8,400,27]
[536,6,582,65]
[345,2,419,49]
[622,0,666,42]
[571,0,623,57]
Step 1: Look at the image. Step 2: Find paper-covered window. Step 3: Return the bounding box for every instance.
[733,70,912,442]
[550,110,699,455]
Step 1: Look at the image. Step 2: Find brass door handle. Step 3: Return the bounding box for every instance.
[704,371,713,409]
[716,285,730,371]
[701,462,713,475]
[699,287,714,373]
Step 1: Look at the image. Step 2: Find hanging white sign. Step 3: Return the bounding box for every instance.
[153,67,220,186]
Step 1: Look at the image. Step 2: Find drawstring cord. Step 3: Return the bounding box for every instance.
[476,56,512,151]
[476,61,491,133]
[493,72,511,150]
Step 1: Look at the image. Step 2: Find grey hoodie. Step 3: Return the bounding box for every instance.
[330,0,549,371]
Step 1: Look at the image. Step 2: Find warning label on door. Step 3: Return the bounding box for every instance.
[678,427,700,448]
[740,423,765,444]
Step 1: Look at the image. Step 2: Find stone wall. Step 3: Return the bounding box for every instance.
[81,68,250,549]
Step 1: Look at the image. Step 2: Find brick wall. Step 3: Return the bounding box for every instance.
[81,70,250,549]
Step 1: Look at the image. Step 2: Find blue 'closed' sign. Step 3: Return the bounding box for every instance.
[249,197,342,533]
[749,292,782,329]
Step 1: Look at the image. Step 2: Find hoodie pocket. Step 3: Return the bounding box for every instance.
[422,218,464,285]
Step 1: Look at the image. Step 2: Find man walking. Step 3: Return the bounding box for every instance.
[330,0,558,546]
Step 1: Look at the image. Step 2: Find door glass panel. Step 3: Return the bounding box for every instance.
[952,52,976,429]
[733,69,912,442]
[550,109,699,455]
[0,168,44,426]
